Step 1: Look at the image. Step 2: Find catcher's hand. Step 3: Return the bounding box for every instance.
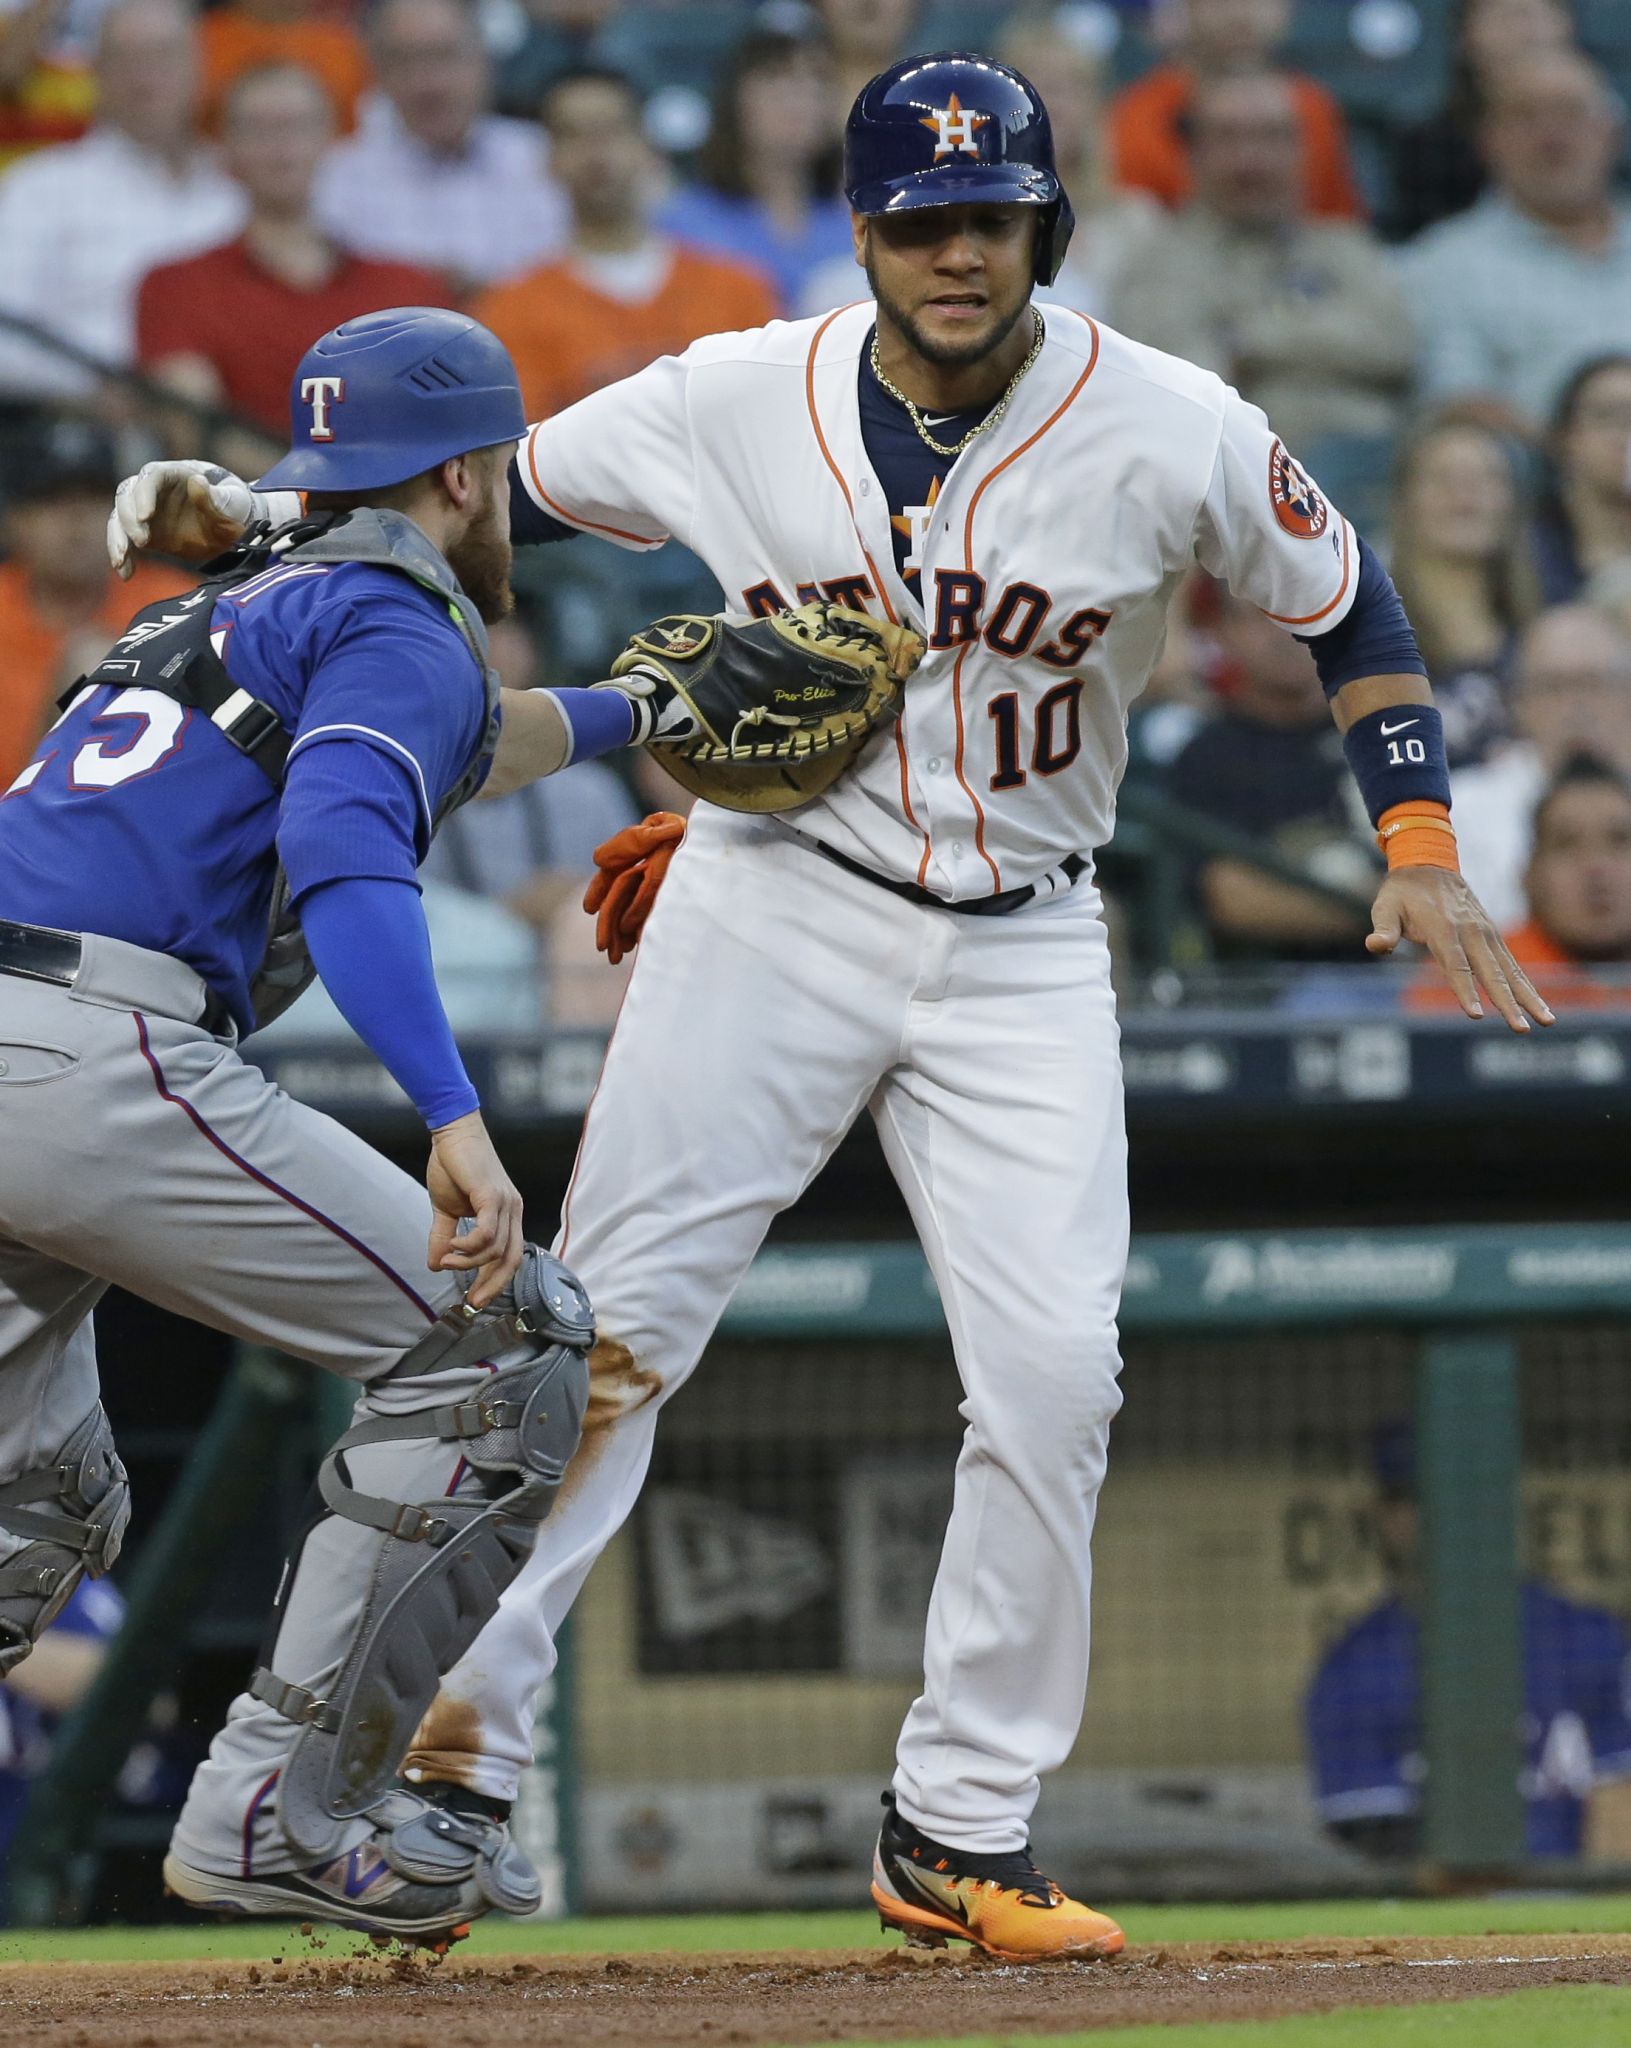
[107,461,300,579]
[601,602,924,814]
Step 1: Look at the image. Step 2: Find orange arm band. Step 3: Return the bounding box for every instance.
[1377,799,1459,873]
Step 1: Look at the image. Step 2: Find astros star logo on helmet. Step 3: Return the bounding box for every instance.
[920,92,989,160]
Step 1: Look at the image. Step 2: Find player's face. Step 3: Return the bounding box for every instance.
[859,203,1036,369]
[1526,781,1631,960]
[445,444,516,625]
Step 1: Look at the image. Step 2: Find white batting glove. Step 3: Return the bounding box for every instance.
[106,460,302,580]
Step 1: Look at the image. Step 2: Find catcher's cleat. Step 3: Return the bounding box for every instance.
[162,1841,483,1947]
[871,1792,1125,1962]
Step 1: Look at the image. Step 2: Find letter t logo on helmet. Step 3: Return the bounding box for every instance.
[844,51,1076,287]
[259,307,527,494]
[301,376,346,442]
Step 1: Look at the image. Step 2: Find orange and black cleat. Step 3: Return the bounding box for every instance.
[871,1792,1125,1962]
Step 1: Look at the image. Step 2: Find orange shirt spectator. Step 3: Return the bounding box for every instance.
[1,419,194,791]
[475,67,776,421]
[198,5,370,131]
[475,243,775,422]
[1109,64,1363,221]
[1408,758,1631,1012]
[0,557,193,788]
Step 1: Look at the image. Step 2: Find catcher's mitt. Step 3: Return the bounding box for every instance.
[611,601,925,814]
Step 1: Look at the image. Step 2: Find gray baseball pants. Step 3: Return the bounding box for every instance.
[0,932,520,1877]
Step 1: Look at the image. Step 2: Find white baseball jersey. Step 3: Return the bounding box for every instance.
[419,307,1365,1851]
[516,300,1358,899]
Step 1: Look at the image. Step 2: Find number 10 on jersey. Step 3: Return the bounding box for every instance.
[988,680,1085,792]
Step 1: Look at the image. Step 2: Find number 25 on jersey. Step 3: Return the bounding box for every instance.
[5,688,189,798]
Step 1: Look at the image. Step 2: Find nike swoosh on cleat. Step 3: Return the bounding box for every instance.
[895,1861,971,1926]
[1378,718,1420,736]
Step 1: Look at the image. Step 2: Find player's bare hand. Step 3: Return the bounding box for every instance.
[1367,867,1555,1032]
[106,460,257,579]
[426,1110,525,1309]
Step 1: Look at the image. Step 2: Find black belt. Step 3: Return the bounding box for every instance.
[0,918,232,1035]
[811,841,1087,916]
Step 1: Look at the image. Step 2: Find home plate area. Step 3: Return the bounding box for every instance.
[7,1934,1631,2048]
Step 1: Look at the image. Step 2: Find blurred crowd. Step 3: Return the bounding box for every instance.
[5,0,1631,1026]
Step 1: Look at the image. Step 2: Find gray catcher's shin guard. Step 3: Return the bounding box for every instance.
[0,1404,130,1675]
[255,1248,592,1858]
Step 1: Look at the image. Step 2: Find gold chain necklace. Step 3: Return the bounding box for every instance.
[869,309,1045,460]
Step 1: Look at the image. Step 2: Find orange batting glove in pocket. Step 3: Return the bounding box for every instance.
[583,812,687,964]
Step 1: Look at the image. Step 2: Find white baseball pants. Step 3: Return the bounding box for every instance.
[413,806,1128,1853]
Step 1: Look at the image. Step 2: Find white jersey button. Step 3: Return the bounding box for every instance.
[928,756,942,773]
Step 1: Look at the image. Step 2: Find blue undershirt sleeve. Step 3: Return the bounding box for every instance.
[543,686,637,762]
[1298,537,1428,696]
[277,735,425,897]
[300,875,479,1129]
[508,455,580,547]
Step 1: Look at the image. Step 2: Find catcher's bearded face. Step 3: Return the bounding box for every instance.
[860,202,1036,371]
[446,445,515,626]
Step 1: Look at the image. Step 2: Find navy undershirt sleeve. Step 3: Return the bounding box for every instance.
[508,456,579,547]
[300,875,479,1129]
[1298,537,1428,696]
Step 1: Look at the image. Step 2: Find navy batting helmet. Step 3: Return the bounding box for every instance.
[844,52,1075,286]
[258,307,527,492]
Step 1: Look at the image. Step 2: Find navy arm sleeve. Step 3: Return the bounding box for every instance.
[301,876,479,1129]
[509,455,580,547]
[1298,538,1428,696]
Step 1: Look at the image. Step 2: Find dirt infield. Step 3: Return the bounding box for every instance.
[5,1934,1631,2047]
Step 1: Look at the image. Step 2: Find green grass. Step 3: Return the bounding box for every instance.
[828,1985,1631,2048]
[1,1893,1629,1966]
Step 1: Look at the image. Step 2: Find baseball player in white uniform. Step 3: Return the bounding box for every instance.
[114,53,1546,1958]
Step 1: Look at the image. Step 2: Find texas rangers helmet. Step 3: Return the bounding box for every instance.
[258,307,527,492]
[844,52,1075,286]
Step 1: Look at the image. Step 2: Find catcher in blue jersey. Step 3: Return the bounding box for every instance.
[0,308,910,1941]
